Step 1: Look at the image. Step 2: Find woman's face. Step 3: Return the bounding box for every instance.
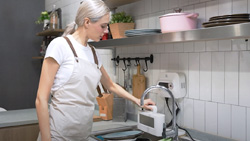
[87,14,110,42]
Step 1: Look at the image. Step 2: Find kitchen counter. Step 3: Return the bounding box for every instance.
[0,109,234,141]
[0,108,137,132]
[0,108,137,141]
[0,108,38,128]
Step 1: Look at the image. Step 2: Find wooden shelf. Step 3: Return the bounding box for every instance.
[32,56,44,59]
[36,29,64,36]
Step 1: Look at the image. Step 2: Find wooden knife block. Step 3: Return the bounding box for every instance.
[96,94,113,120]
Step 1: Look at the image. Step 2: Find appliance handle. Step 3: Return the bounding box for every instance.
[186,13,199,18]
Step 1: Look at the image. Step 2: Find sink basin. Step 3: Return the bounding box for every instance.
[90,125,162,141]
[90,125,192,141]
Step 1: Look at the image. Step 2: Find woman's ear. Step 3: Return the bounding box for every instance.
[84,17,90,28]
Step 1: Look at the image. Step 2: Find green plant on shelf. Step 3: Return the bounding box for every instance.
[35,11,50,24]
[110,12,134,24]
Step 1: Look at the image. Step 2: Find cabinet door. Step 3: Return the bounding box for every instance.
[0,124,39,141]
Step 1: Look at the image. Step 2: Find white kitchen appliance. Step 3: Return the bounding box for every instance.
[157,72,186,99]
[137,72,186,137]
[137,106,165,137]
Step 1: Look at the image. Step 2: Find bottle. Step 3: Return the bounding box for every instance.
[49,5,58,29]
[40,41,46,56]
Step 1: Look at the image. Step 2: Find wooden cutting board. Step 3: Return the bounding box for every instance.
[132,64,146,99]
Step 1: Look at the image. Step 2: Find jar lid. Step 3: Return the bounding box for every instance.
[159,12,191,18]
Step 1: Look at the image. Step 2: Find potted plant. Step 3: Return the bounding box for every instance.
[109,12,135,39]
[35,11,50,30]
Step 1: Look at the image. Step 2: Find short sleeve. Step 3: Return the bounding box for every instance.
[45,37,67,65]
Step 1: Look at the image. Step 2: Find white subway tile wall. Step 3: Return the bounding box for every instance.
[194,41,206,52]
[168,0,179,9]
[205,102,218,135]
[206,40,219,51]
[247,108,250,141]
[232,105,246,141]
[205,1,219,22]
[152,54,161,85]
[219,40,231,51]
[232,0,248,14]
[211,52,225,103]
[225,52,238,105]
[160,53,168,72]
[178,53,189,97]
[173,43,184,52]
[184,42,194,52]
[194,3,206,29]
[218,103,231,138]
[188,53,200,99]
[46,0,250,140]
[168,53,179,72]
[151,0,161,13]
[194,100,205,132]
[239,51,250,107]
[219,0,232,15]
[184,98,194,128]
[200,52,212,101]
[165,43,174,52]
[232,39,248,51]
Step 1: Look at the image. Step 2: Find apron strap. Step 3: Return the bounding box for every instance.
[89,44,99,69]
[63,36,79,62]
[89,44,110,96]
[63,36,104,97]
[102,84,108,93]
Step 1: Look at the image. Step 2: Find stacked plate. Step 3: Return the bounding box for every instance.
[125,29,161,37]
[202,13,250,28]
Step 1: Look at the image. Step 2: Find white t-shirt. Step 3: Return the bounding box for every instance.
[45,35,102,92]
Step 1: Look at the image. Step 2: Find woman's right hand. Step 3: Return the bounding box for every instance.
[136,98,155,110]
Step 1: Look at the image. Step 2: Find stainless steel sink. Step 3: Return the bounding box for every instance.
[90,125,192,141]
[90,125,162,141]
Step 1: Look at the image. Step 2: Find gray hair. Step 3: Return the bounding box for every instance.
[62,0,110,36]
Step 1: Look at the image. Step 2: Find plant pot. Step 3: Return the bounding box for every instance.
[43,19,49,30]
[109,23,135,39]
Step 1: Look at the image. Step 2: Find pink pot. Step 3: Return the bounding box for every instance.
[159,12,199,33]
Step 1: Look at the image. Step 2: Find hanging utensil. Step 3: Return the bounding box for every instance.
[132,64,146,99]
[125,58,131,91]
[122,58,127,90]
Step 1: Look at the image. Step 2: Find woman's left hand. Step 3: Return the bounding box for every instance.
[136,98,155,110]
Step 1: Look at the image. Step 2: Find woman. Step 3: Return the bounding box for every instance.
[35,0,154,140]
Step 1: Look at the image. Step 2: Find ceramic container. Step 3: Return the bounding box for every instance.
[159,12,199,33]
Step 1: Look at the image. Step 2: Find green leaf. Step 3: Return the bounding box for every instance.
[110,11,134,24]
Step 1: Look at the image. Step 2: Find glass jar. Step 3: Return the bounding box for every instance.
[49,5,58,29]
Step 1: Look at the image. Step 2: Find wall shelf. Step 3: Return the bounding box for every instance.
[32,56,44,60]
[89,23,250,48]
[103,0,141,9]
[36,29,64,36]
[34,29,64,60]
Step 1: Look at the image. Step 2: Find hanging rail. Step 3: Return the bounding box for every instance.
[111,54,153,72]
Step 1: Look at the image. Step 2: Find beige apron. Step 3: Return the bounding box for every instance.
[37,37,101,141]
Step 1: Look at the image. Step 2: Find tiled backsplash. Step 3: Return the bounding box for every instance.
[45,0,250,140]
[116,41,250,141]
[116,1,250,141]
